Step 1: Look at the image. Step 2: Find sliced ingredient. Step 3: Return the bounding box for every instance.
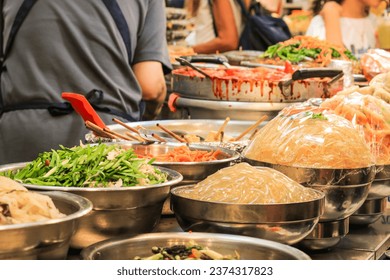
[1,144,167,187]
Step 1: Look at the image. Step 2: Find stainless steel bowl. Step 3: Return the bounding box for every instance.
[81,232,311,260]
[85,119,266,144]
[170,185,325,245]
[0,163,183,249]
[127,142,240,184]
[298,218,350,251]
[243,158,376,222]
[367,165,390,199]
[349,197,387,226]
[0,191,92,259]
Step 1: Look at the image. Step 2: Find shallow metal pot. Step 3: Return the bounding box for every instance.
[0,163,183,249]
[0,191,92,259]
[243,159,375,222]
[81,232,311,260]
[172,96,299,121]
[170,185,325,245]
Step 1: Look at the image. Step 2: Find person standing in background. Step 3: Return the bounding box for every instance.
[185,0,250,54]
[306,0,383,58]
[0,0,171,164]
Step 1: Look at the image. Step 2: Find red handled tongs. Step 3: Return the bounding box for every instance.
[62,92,139,141]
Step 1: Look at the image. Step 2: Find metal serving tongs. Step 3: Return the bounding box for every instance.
[61,92,152,142]
[279,68,344,88]
[175,57,213,79]
[178,54,232,68]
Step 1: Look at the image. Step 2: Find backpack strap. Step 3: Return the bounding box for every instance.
[102,0,132,65]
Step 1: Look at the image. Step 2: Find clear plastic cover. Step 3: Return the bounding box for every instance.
[177,162,320,204]
[360,49,390,81]
[243,105,374,169]
[320,92,390,165]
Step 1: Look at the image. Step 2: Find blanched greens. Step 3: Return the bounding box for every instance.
[1,144,167,187]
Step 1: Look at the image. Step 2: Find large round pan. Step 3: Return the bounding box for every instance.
[171,66,343,102]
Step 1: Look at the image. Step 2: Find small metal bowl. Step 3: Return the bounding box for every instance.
[81,232,311,260]
[126,142,240,184]
[0,191,92,259]
[170,185,325,245]
[349,196,387,226]
[243,158,376,222]
[0,163,183,249]
[298,218,350,251]
[367,165,390,199]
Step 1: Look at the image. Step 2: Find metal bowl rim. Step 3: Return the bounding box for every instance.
[80,232,311,260]
[0,190,92,231]
[0,163,183,192]
[171,185,325,206]
[116,142,241,165]
[242,157,376,172]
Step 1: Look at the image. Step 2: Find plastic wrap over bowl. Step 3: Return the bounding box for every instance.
[170,184,325,245]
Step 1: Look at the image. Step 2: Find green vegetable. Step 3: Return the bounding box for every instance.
[0,144,167,188]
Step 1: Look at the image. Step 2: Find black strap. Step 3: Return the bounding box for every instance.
[0,0,137,120]
[4,0,37,60]
[102,0,132,65]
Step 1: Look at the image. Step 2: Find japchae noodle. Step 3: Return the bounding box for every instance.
[177,163,320,204]
[243,105,374,168]
[320,92,390,165]
[0,176,65,225]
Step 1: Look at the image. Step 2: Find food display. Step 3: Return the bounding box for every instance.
[0,176,65,225]
[0,143,167,188]
[360,48,390,81]
[283,10,312,36]
[260,35,357,67]
[176,162,321,204]
[137,145,223,162]
[134,240,239,260]
[243,105,374,169]
[320,92,390,165]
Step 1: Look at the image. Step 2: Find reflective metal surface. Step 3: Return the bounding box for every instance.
[173,96,297,120]
[170,185,325,245]
[124,142,240,184]
[298,218,350,251]
[81,232,311,260]
[0,191,92,259]
[243,158,375,221]
[86,119,266,143]
[0,163,183,249]
[350,197,387,226]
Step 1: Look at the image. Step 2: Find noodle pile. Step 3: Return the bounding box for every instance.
[0,176,65,225]
[243,105,374,168]
[320,92,390,165]
[177,163,319,204]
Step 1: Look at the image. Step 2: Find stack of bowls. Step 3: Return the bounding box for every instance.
[350,165,390,226]
[243,159,376,250]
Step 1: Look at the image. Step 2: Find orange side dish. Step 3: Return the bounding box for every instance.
[139,146,223,162]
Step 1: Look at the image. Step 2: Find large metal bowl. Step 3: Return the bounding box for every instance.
[81,232,311,260]
[243,158,376,222]
[125,142,240,184]
[0,163,183,249]
[170,185,325,245]
[0,191,92,259]
[85,119,266,145]
[349,165,390,226]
